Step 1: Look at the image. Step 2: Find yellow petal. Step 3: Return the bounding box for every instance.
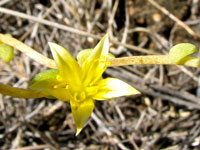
[93,78,140,100]
[81,34,109,86]
[77,49,93,65]
[70,99,94,135]
[77,48,115,65]
[48,42,82,90]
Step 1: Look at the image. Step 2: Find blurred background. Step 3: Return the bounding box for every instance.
[0,0,200,149]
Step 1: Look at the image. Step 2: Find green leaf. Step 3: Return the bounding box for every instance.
[169,43,198,64]
[77,49,115,65]
[0,43,14,63]
[30,69,60,99]
[31,69,58,84]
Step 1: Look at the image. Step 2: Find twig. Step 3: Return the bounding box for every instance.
[106,68,200,110]
[42,101,64,117]
[149,84,200,105]
[0,7,100,39]
[29,0,62,39]
[191,0,200,19]
[0,94,6,119]
[135,110,146,130]
[24,123,57,150]
[0,7,156,54]
[25,101,46,120]
[107,0,119,39]
[128,135,140,150]
[88,0,107,33]
[11,129,22,149]
[147,0,198,37]
[0,0,11,6]
[0,34,57,68]
[177,66,198,81]
[91,113,112,136]
[14,145,50,150]
[115,0,129,55]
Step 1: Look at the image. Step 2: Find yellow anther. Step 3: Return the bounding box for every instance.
[53,85,58,88]
[56,75,62,81]
[80,91,86,100]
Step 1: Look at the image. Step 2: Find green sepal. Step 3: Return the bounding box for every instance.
[0,42,14,63]
[31,69,58,84]
[169,43,198,64]
[77,49,115,64]
[30,69,62,99]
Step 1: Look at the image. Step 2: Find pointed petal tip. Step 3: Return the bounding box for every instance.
[99,33,109,47]
[48,43,59,63]
[48,42,55,47]
[121,83,141,96]
[48,42,62,52]
[131,88,141,95]
[94,78,141,100]
[48,42,61,55]
[48,42,57,53]
[75,128,82,136]
[103,33,109,43]
[104,33,108,38]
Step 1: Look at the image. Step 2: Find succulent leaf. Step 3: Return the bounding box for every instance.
[169,43,198,64]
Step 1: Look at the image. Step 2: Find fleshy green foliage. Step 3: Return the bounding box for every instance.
[0,42,13,63]
[77,49,115,65]
[31,69,58,84]
[30,69,62,100]
[169,43,198,64]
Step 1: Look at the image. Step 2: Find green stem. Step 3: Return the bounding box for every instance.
[108,55,200,68]
[0,83,47,98]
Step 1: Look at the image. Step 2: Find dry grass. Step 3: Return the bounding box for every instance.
[0,0,200,150]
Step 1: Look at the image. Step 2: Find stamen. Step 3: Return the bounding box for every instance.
[56,75,62,81]
[53,85,58,88]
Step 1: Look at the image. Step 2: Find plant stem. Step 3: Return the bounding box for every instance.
[108,55,172,66]
[0,33,199,68]
[108,55,200,68]
[0,83,47,98]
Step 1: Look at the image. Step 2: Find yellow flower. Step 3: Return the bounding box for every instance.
[31,34,140,135]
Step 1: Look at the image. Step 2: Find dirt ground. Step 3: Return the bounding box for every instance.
[0,0,200,150]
